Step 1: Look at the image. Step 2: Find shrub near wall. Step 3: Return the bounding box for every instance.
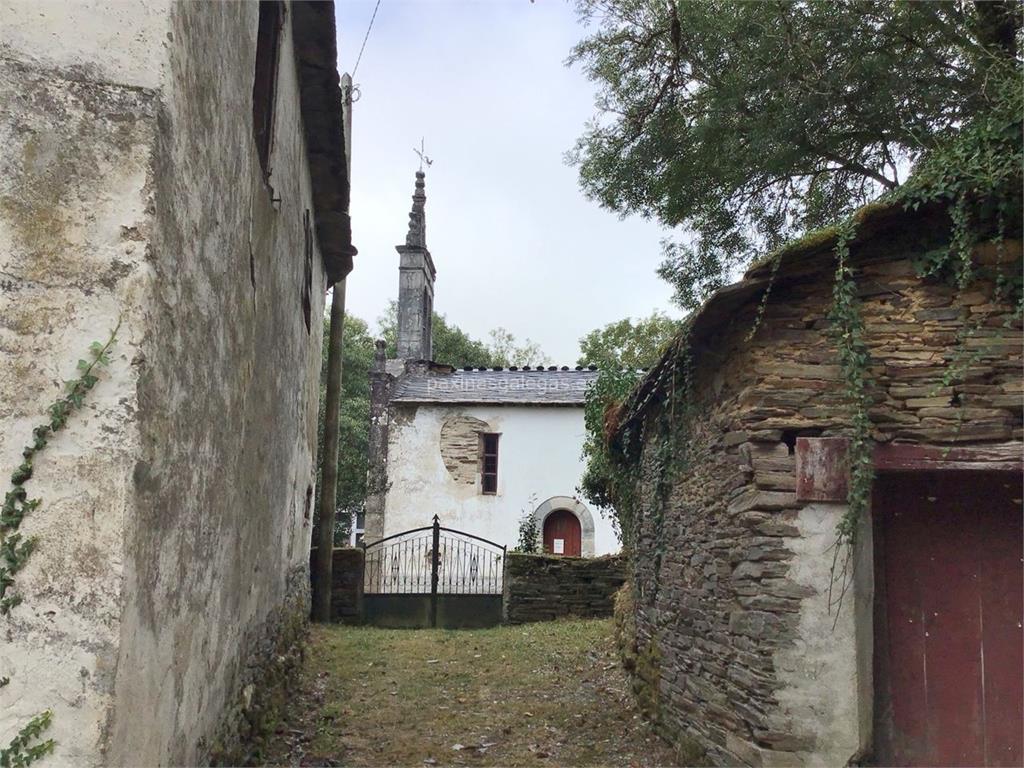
[503,553,627,624]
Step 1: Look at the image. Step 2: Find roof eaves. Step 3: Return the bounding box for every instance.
[291,1,356,283]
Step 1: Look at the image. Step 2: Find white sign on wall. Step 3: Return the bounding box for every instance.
[553,538,564,554]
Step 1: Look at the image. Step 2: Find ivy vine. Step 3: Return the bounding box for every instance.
[1,321,120,767]
[580,329,697,601]
[824,219,873,617]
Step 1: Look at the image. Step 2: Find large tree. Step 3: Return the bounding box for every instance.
[577,311,678,369]
[314,313,375,544]
[569,0,1022,310]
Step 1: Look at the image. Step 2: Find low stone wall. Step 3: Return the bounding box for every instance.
[330,548,364,623]
[209,566,309,765]
[503,553,627,624]
[310,547,364,623]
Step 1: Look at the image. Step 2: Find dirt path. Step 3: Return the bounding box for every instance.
[262,619,678,767]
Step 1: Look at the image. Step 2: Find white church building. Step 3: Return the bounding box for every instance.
[362,171,619,557]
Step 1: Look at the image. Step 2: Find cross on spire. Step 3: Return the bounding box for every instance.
[413,137,433,172]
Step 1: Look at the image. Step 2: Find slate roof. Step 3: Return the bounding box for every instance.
[616,200,954,432]
[390,368,600,406]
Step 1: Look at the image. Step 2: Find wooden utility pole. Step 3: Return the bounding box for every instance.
[312,72,354,623]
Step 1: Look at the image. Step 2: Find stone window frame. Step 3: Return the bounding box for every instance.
[533,496,596,558]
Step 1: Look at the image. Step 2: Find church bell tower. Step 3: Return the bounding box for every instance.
[395,170,435,361]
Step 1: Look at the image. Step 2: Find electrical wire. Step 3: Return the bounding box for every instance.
[351,0,382,79]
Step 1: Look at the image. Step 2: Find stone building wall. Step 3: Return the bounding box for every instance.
[0,3,168,763]
[503,553,627,624]
[0,2,347,764]
[308,547,364,624]
[621,226,1022,765]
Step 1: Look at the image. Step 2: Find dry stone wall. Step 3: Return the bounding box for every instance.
[503,553,627,624]
[309,547,364,624]
[625,238,1022,766]
[439,413,489,485]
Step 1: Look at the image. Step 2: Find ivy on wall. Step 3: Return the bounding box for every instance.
[1,322,120,767]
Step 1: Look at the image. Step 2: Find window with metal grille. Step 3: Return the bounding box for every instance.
[252,0,283,180]
[480,433,499,495]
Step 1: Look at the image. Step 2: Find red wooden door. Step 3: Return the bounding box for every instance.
[874,471,1023,767]
[543,510,581,557]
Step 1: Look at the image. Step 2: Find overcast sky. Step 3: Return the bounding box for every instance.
[333,0,679,364]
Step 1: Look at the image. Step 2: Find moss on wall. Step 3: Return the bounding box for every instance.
[208,571,310,766]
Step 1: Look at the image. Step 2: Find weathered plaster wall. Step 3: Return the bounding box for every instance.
[109,3,326,765]
[2,2,329,764]
[382,405,619,554]
[0,2,165,762]
[626,238,1022,765]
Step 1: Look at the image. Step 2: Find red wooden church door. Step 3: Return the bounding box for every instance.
[874,471,1023,767]
[543,510,581,557]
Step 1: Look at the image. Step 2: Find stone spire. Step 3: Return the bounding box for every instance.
[395,170,435,361]
[405,170,427,248]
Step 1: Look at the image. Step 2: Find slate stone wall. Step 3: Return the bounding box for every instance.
[329,548,364,624]
[503,553,627,624]
[439,413,490,484]
[625,239,1022,766]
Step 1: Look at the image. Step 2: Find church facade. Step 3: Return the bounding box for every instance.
[363,172,618,556]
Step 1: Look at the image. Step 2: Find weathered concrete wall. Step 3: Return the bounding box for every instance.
[109,3,325,765]
[0,2,165,763]
[503,553,627,624]
[624,239,1022,765]
[1,2,330,764]
[381,404,620,554]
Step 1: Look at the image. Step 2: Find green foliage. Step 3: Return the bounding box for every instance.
[579,37,1021,616]
[570,0,1022,310]
[577,312,682,547]
[314,313,375,544]
[579,367,642,543]
[0,711,55,768]
[377,301,549,368]
[486,328,550,368]
[825,221,873,613]
[1,322,119,613]
[1,323,118,765]
[577,312,678,369]
[513,496,541,554]
[579,319,696,559]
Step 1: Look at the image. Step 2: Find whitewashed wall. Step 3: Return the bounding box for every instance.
[382,404,620,554]
[1,2,327,764]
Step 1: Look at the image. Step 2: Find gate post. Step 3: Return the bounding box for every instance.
[430,515,440,628]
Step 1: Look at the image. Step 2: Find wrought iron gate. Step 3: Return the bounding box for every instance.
[362,516,506,628]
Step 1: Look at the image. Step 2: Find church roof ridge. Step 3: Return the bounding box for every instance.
[390,367,599,406]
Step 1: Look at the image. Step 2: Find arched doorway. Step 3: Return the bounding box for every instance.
[542,509,582,557]
[533,496,596,557]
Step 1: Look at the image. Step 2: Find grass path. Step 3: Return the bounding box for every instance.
[263,619,677,767]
